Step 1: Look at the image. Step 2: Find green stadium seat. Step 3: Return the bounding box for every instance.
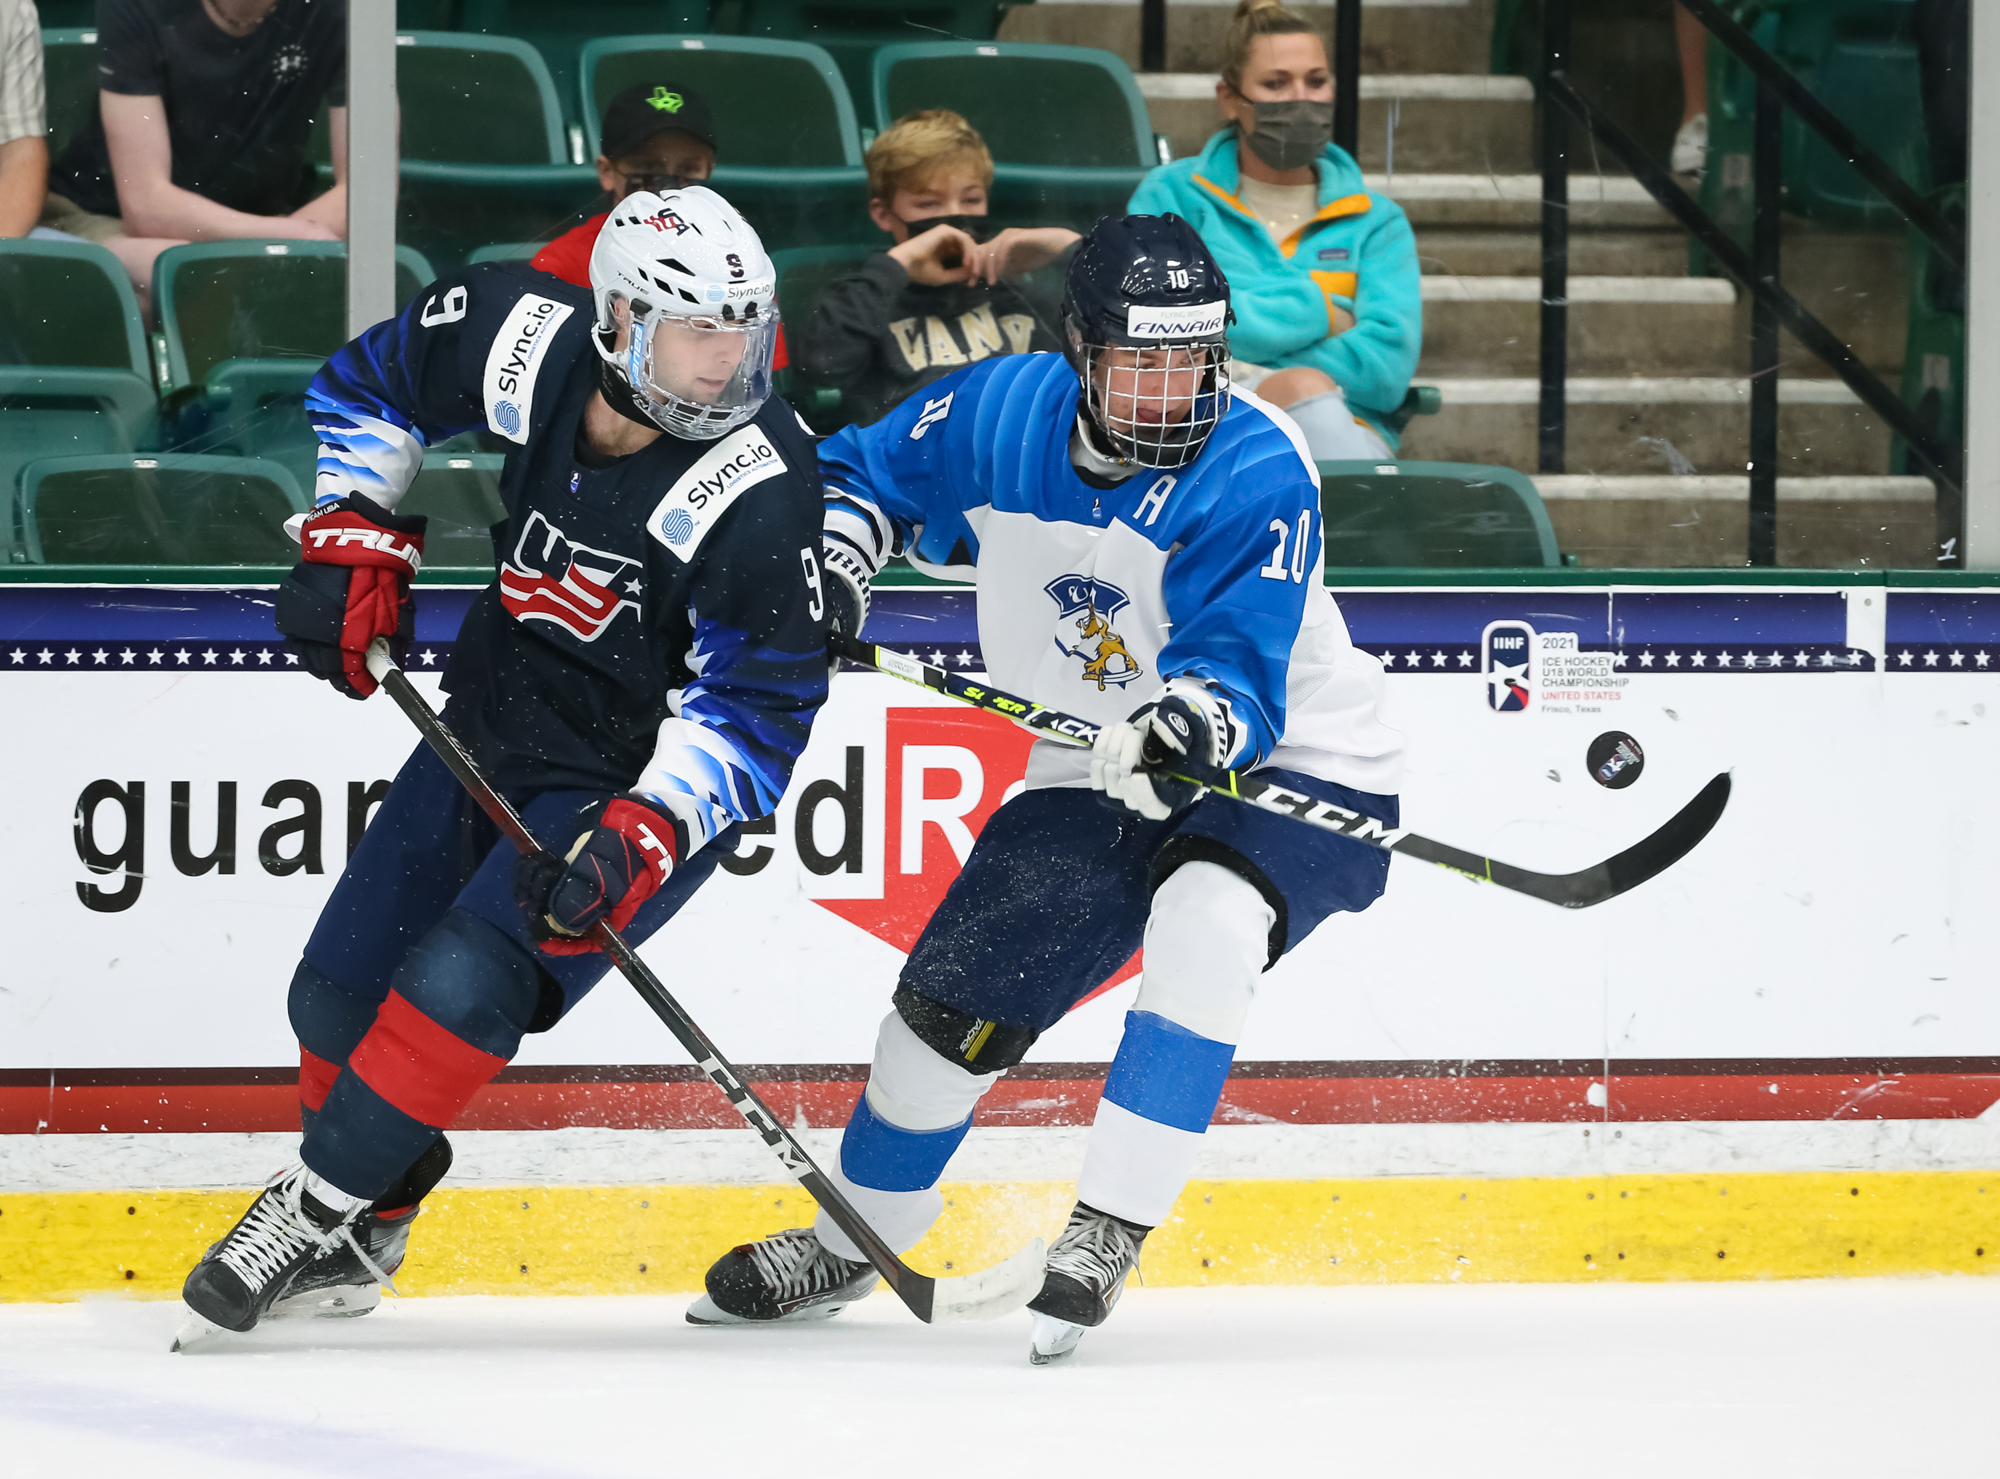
[15,455,305,567]
[988,165,1150,239]
[400,164,601,272]
[1318,460,1560,568]
[153,242,433,490]
[872,43,1154,169]
[0,240,149,377]
[579,36,862,166]
[31,3,95,26]
[400,451,510,570]
[0,368,157,556]
[767,243,875,428]
[393,33,569,165]
[39,28,98,162]
[730,0,1004,103]
[467,242,547,264]
[457,2,710,131]
[1700,1,1926,234]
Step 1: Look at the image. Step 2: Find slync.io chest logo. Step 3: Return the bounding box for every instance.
[1482,619,1536,712]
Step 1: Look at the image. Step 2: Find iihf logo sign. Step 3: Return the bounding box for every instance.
[1481,619,1535,712]
[1046,575,1143,690]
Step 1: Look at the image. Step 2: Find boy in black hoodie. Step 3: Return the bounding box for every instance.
[796,110,1080,427]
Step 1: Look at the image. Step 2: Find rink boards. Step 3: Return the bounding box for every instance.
[2,571,1997,1297]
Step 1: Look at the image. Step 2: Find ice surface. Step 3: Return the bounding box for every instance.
[2,1280,1994,1475]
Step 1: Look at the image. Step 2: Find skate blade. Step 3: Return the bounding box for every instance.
[684,1292,855,1327]
[1028,1311,1084,1366]
[268,1284,383,1321]
[170,1309,228,1353]
[926,1237,1048,1325]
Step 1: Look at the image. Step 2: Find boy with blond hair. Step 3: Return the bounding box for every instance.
[796,109,1079,426]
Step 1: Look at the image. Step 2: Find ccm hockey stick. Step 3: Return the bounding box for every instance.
[831,632,1730,909]
[364,640,1044,1324]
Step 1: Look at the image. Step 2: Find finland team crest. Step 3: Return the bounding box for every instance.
[1046,575,1143,690]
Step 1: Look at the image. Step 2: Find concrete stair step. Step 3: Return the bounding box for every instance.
[1418,229,1688,277]
[998,0,1493,78]
[1398,377,1892,476]
[1415,275,1741,376]
[1372,174,1666,229]
[1140,73,1534,173]
[1520,474,1938,569]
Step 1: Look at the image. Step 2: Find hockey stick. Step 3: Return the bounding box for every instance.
[831,632,1730,909]
[363,639,1044,1324]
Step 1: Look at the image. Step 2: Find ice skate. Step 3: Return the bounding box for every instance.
[686,1227,880,1325]
[269,1136,452,1320]
[177,1165,390,1343]
[1026,1202,1149,1365]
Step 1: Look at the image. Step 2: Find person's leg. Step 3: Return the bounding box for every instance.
[809,789,1165,1264]
[1675,2,1708,125]
[99,234,184,322]
[303,787,735,1201]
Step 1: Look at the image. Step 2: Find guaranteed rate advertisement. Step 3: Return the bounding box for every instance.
[3,579,1998,1133]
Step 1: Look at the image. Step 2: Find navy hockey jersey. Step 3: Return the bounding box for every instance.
[820,352,1402,794]
[304,263,829,854]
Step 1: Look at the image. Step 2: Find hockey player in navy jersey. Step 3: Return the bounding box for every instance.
[692,215,1403,1362]
[178,188,831,1338]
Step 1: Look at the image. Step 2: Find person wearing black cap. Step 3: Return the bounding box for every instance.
[530,81,720,286]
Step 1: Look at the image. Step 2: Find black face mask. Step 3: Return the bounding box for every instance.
[897,213,992,268]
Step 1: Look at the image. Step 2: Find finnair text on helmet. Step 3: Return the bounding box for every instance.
[1126,301,1227,341]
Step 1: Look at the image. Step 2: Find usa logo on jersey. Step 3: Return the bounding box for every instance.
[499,509,641,642]
[1046,575,1143,691]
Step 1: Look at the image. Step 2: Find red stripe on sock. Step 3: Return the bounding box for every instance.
[299,1047,340,1113]
[347,991,507,1129]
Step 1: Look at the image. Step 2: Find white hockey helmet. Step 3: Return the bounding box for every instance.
[589,186,780,440]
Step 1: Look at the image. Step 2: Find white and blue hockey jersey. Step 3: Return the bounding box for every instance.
[819,353,1404,794]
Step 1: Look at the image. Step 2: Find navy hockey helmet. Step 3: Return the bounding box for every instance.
[1061,214,1234,469]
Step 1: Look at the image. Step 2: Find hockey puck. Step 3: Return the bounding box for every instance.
[1587,731,1645,789]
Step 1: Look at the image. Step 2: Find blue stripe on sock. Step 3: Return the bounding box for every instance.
[838,1091,973,1193]
[1101,1010,1235,1134]
[304,1070,446,1202]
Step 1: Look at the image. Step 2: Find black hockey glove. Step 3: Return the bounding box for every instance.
[275,494,428,699]
[1090,683,1238,821]
[511,795,684,955]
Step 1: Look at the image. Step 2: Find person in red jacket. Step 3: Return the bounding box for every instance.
[532,81,791,373]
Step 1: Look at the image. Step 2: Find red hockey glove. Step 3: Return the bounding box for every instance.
[275,495,427,699]
[512,796,683,955]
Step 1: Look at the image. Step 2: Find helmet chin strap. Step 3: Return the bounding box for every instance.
[598,355,668,433]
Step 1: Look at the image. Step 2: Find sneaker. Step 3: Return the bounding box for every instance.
[1671,112,1708,175]
[269,1136,452,1319]
[180,1166,389,1335]
[1026,1202,1149,1366]
[686,1227,880,1325]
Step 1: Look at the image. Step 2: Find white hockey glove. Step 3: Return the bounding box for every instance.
[821,541,872,640]
[1090,680,1240,821]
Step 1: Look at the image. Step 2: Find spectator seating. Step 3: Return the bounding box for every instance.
[0,242,157,532]
[154,241,434,491]
[396,32,569,165]
[400,451,510,569]
[39,28,98,162]
[458,1,709,133]
[1701,0,1926,231]
[729,0,1005,104]
[12,455,305,566]
[579,36,862,166]
[467,243,544,263]
[871,43,1155,170]
[1318,461,1561,568]
[768,243,874,425]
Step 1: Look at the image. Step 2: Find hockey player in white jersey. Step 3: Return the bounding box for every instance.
[689,214,1403,1362]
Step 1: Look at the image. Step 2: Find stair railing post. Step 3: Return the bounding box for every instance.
[1333,0,1362,158]
[1748,77,1781,567]
[1539,0,1570,474]
[1140,0,1166,73]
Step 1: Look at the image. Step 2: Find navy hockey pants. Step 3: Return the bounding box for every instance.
[900,770,1397,1034]
[289,737,734,1199]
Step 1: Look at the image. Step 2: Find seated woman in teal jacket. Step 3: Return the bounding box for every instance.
[1129,0,1421,457]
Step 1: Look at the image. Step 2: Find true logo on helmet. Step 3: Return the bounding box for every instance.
[482,294,574,444]
[1126,301,1227,341]
[1046,576,1144,690]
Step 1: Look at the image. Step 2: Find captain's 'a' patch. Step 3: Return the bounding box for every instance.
[646,423,788,558]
